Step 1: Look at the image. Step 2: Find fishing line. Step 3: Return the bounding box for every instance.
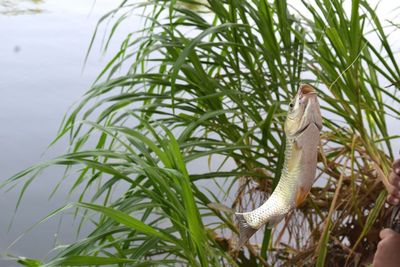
[311,0,333,88]
[328,41,369,90]
[318,0,400,237]
[304,0,379,92]
[326,2,379,91]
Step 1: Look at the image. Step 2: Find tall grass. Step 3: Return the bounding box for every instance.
[3,0,400,266]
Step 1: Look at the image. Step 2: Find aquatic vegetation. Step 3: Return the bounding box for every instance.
[3,0,400,266]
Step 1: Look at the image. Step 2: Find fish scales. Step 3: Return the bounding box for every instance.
[235,84,322,248]
[244,139,296,228]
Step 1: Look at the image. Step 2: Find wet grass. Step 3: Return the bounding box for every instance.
[3,0,400,266]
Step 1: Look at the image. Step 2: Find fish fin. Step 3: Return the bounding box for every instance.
[235,213,258,249]
[295,186,309,207]
[294,139,302,150]
[288,141,302,172]
[266,214,285,228]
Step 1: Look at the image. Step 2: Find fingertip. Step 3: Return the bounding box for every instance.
[393,159,400,172]
[387,195,400,205]
[388,172,400,185]
[387,185,400,199]
[380,228,397,239]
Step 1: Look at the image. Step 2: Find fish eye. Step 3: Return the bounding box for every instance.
[289,102,294,108]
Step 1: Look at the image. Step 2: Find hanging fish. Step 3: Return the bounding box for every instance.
[236,84,322,248]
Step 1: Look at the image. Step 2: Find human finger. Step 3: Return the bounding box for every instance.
[388,171,400,187]
[379,228,398,239]
[387,194,400,205]
[393,159,400,175]
[387,184,400,199]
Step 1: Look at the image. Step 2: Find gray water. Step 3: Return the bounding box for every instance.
[0,1,135,265]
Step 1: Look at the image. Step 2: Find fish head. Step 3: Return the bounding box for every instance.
[284,84,322,137]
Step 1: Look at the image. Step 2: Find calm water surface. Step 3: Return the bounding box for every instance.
[0,1,134,265]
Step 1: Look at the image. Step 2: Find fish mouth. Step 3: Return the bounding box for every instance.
[299,84,317,95]
[289,84,317,119]
[293,93,322,135]
[286,84,322,136]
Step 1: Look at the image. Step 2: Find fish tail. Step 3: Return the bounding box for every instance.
[235,213,258,249]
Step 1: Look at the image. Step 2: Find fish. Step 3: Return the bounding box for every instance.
[235,84,322,248]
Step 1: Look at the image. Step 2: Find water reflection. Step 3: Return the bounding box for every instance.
[0,0,44,16]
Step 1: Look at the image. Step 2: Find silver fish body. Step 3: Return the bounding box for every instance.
[236,84,322,247]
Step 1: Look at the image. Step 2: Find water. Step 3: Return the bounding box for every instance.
[0,1,133,265]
